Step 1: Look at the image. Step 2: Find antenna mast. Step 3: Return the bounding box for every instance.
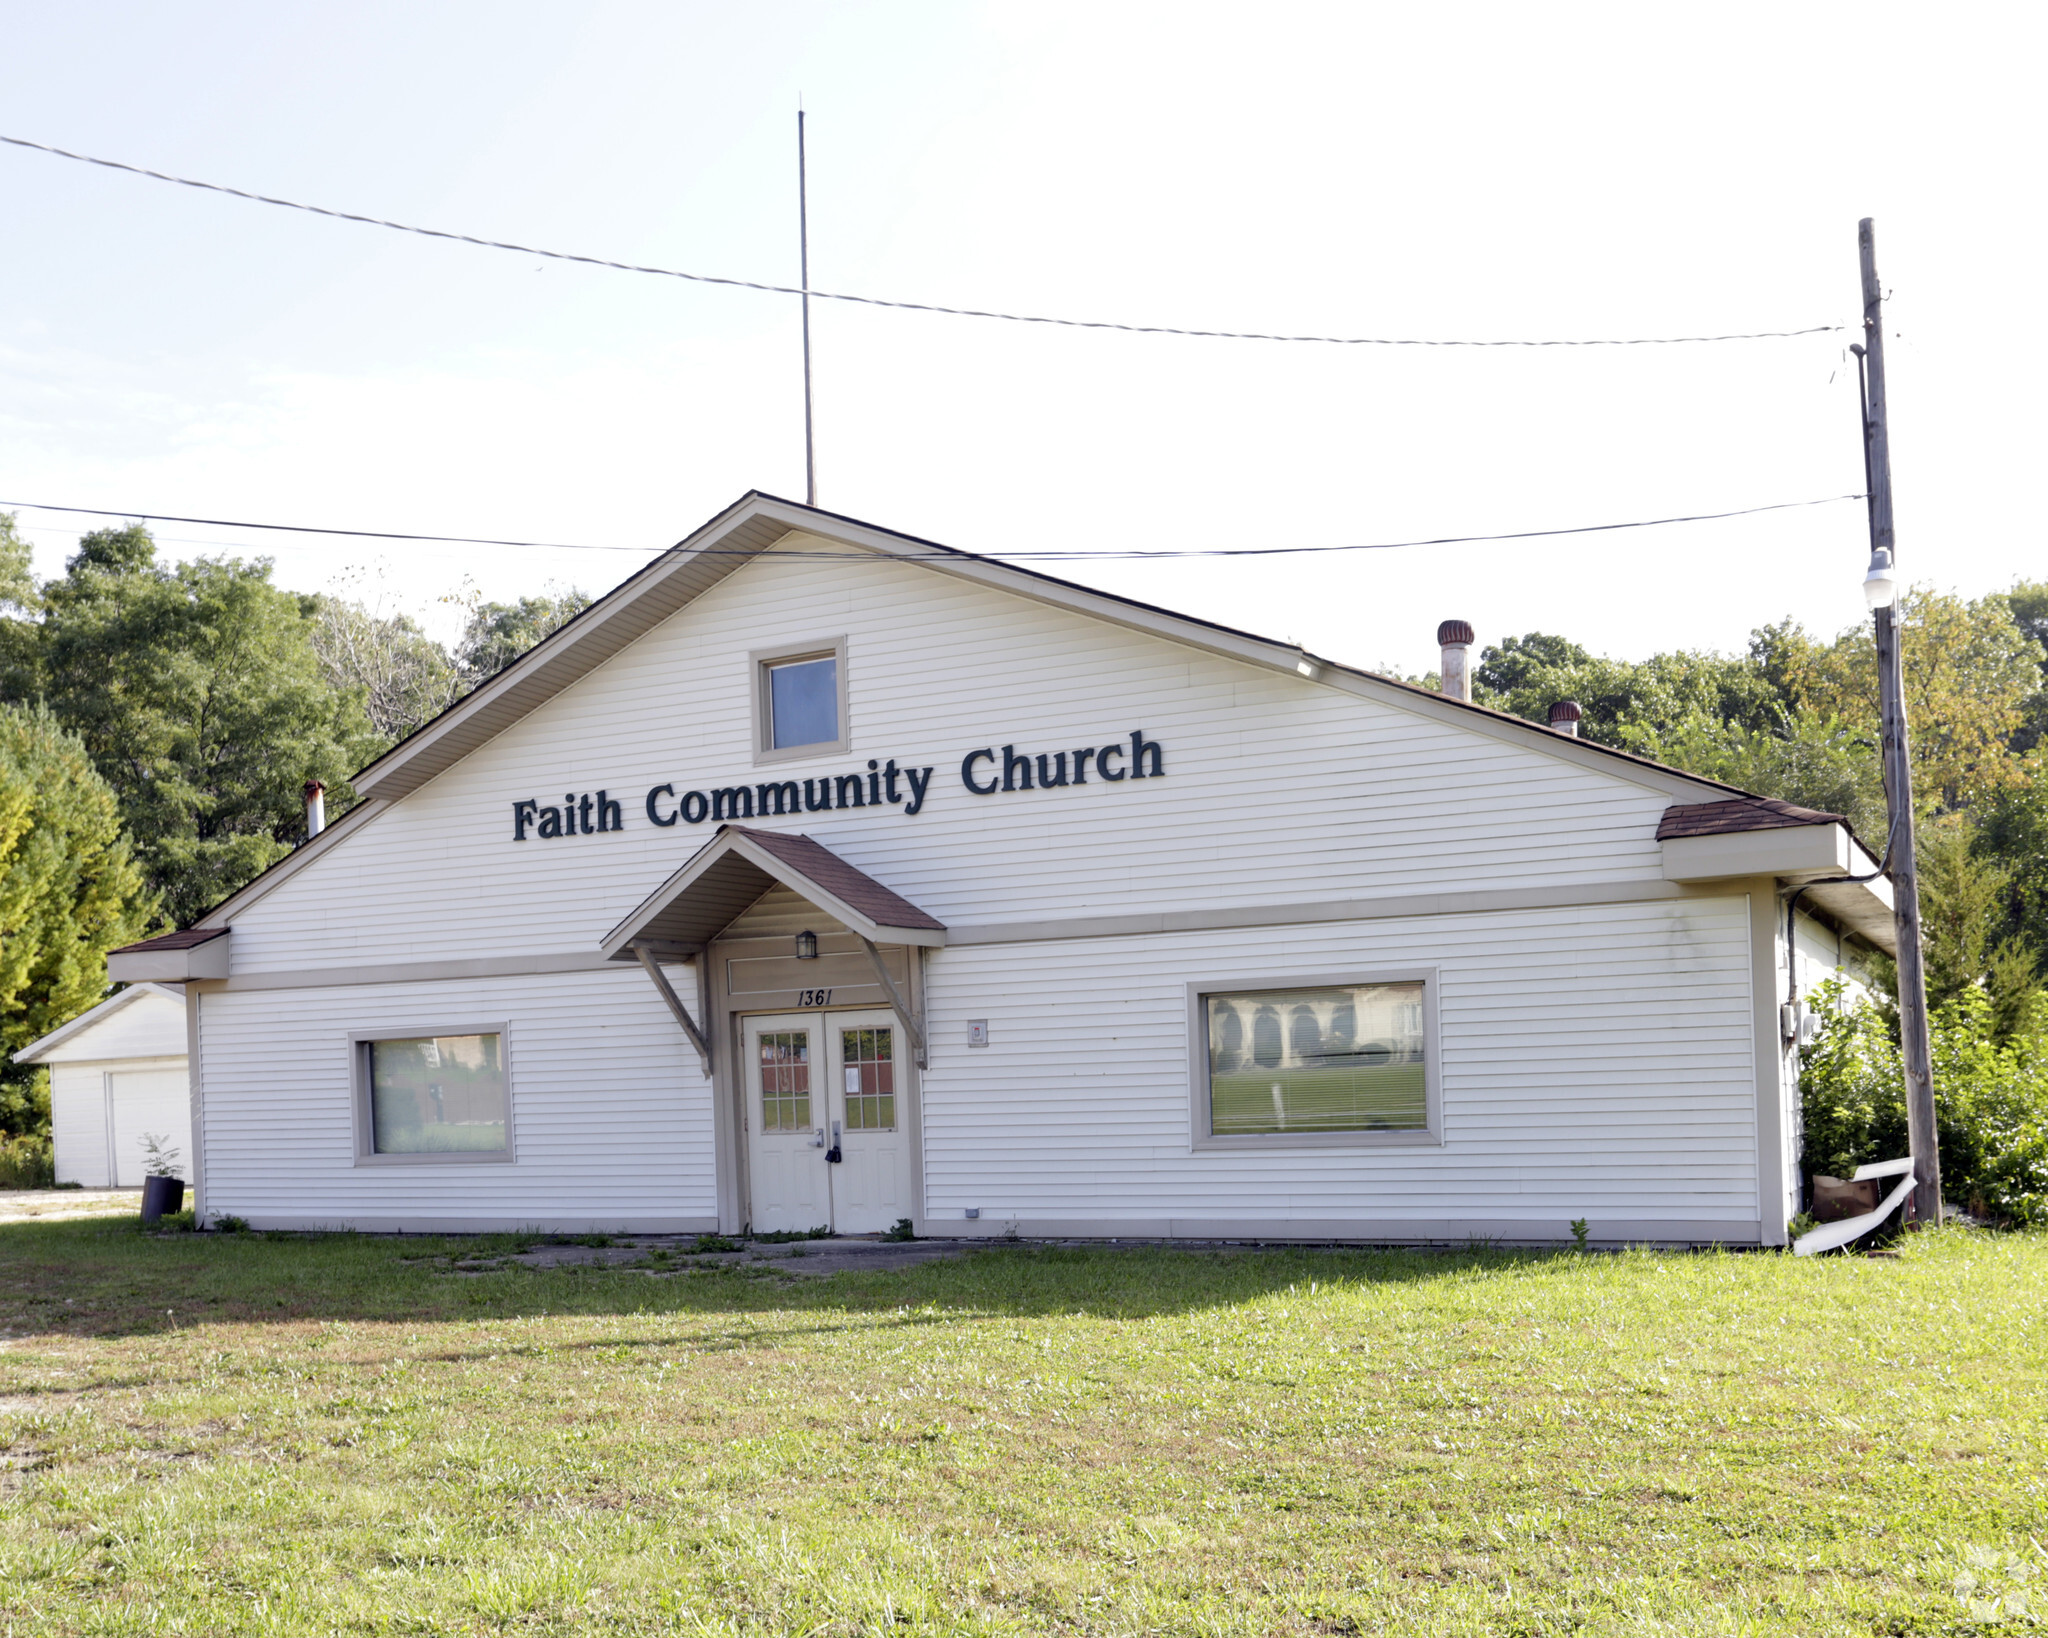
[798,109,816,507]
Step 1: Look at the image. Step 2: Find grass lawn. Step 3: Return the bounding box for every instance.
[0,1221,2043,1636]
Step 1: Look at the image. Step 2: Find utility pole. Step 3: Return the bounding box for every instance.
[798,109,817,507]
[1857,216,1941,1226]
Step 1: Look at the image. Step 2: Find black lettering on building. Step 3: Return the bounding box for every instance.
[711,787,755,821]
[757,781,800,816]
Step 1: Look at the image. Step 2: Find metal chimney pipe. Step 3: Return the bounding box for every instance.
[1436,620,1475,703]
[1547,700,1583,737]
[304,779,327,838]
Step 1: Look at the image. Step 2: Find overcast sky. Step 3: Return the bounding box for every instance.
[2,2,2040,675]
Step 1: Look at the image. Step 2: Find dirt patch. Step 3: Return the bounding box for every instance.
[452,1236,979,1279]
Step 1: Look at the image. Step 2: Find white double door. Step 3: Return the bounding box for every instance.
[744,1009,914,1235]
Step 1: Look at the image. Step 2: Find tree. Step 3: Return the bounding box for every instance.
[1914,818,2039,1038]
[1622,710,1889,844]
[0,702,153,1135]
[1976,750,2048,979]
[1473,631,1790,747]
[455,590,591,690]
[2002,580,2048,757]
[0,513,38,699]
[311,585,457,740]
[1783,586,2044,812]
[31,527,385,925]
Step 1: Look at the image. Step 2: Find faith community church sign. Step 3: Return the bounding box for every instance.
[510,730,1167,841]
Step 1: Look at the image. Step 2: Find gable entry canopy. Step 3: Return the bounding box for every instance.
[603,826,948,1071]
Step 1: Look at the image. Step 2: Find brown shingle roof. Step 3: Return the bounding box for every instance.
[108,927,229,956]
[1655,796,1848,842]
[728,828,947,933]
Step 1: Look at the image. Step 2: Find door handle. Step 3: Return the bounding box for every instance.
[811,1128,826,1148]
[826,1119,843,1164]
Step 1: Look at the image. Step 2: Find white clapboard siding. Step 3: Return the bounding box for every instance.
[197,966,715,1231]
[916,896,1759,1229]
[219,539,1683,974]
[30,989,188,1062]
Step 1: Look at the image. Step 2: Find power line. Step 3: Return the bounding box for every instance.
[2,133,1843,350]
[0,494,1866,561]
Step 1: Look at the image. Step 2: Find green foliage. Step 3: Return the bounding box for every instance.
[1916,819,2040,1033]
[22,528,384,925]
[1976,749,2048,976]
[310,583,457,740]
[0,1130,53,1187]
[2001,579,2048,756]
[1799,978,2048,1224]
[1624,710,1889,843]
[1474,630,1789,747]
[455,590,590,689]
[0,702,153,1130]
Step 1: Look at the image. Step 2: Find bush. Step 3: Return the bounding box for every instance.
[0,1131,54,1188]
[1800,978,2048,1225]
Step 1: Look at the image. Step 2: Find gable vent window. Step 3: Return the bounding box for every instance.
[752,638,850,764]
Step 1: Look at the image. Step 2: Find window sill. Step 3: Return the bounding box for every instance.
[1192,1128,1442,1152]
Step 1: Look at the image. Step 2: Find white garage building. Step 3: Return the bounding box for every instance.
[14,983,192,1188]
[105,493,1893,1245]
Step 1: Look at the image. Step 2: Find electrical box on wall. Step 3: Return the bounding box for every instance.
[967,1019,989,1047]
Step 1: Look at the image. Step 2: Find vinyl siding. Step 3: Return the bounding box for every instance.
[218,537,1680,976]
[917,896,1758,1232]
[32,991,187,1063]
[196,967,714,1231]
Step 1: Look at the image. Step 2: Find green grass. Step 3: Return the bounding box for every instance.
[0,1220,2043,1636]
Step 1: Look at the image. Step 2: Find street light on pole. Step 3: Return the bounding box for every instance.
[1855,219,1941,1226]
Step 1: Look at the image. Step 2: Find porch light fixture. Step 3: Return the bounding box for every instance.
[1862,545,1897,610]
[795,930,819,961]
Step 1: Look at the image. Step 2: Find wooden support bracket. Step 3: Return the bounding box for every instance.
[858,936,928,1069]
[632,943,711,1075]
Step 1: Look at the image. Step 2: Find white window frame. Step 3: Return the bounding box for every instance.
[750,636,850,766]
[1186,968,1443,1151]
[349,1023,516,1166]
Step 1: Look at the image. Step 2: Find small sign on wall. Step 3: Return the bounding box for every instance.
[967,1020,989,1048]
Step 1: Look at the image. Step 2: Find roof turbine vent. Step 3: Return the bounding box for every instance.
[1547,700,1583,737]
[1436,619,1476,703]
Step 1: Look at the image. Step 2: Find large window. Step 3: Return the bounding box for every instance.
[752,638,849,763]
[352,1028,512,1163]
[1190,975,1438,1147]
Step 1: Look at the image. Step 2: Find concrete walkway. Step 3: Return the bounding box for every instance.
[461,1235,981,1278]
[0,1189,142,1223]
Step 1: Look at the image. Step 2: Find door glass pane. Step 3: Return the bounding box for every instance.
[369,1034,507,1153]
[840,1026,895,1131]
[1206,983,1426,1134]
[768,656,838,748]
[758,1030,812,1131]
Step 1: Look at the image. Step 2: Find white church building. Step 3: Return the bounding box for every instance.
[104,493,1892,1245]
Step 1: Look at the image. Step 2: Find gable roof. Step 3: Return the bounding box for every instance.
[602,825,947,957]
[193,491,1745,929]
[12,983,186,1066]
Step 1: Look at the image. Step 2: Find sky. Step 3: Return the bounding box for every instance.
[1,1,2041,676]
